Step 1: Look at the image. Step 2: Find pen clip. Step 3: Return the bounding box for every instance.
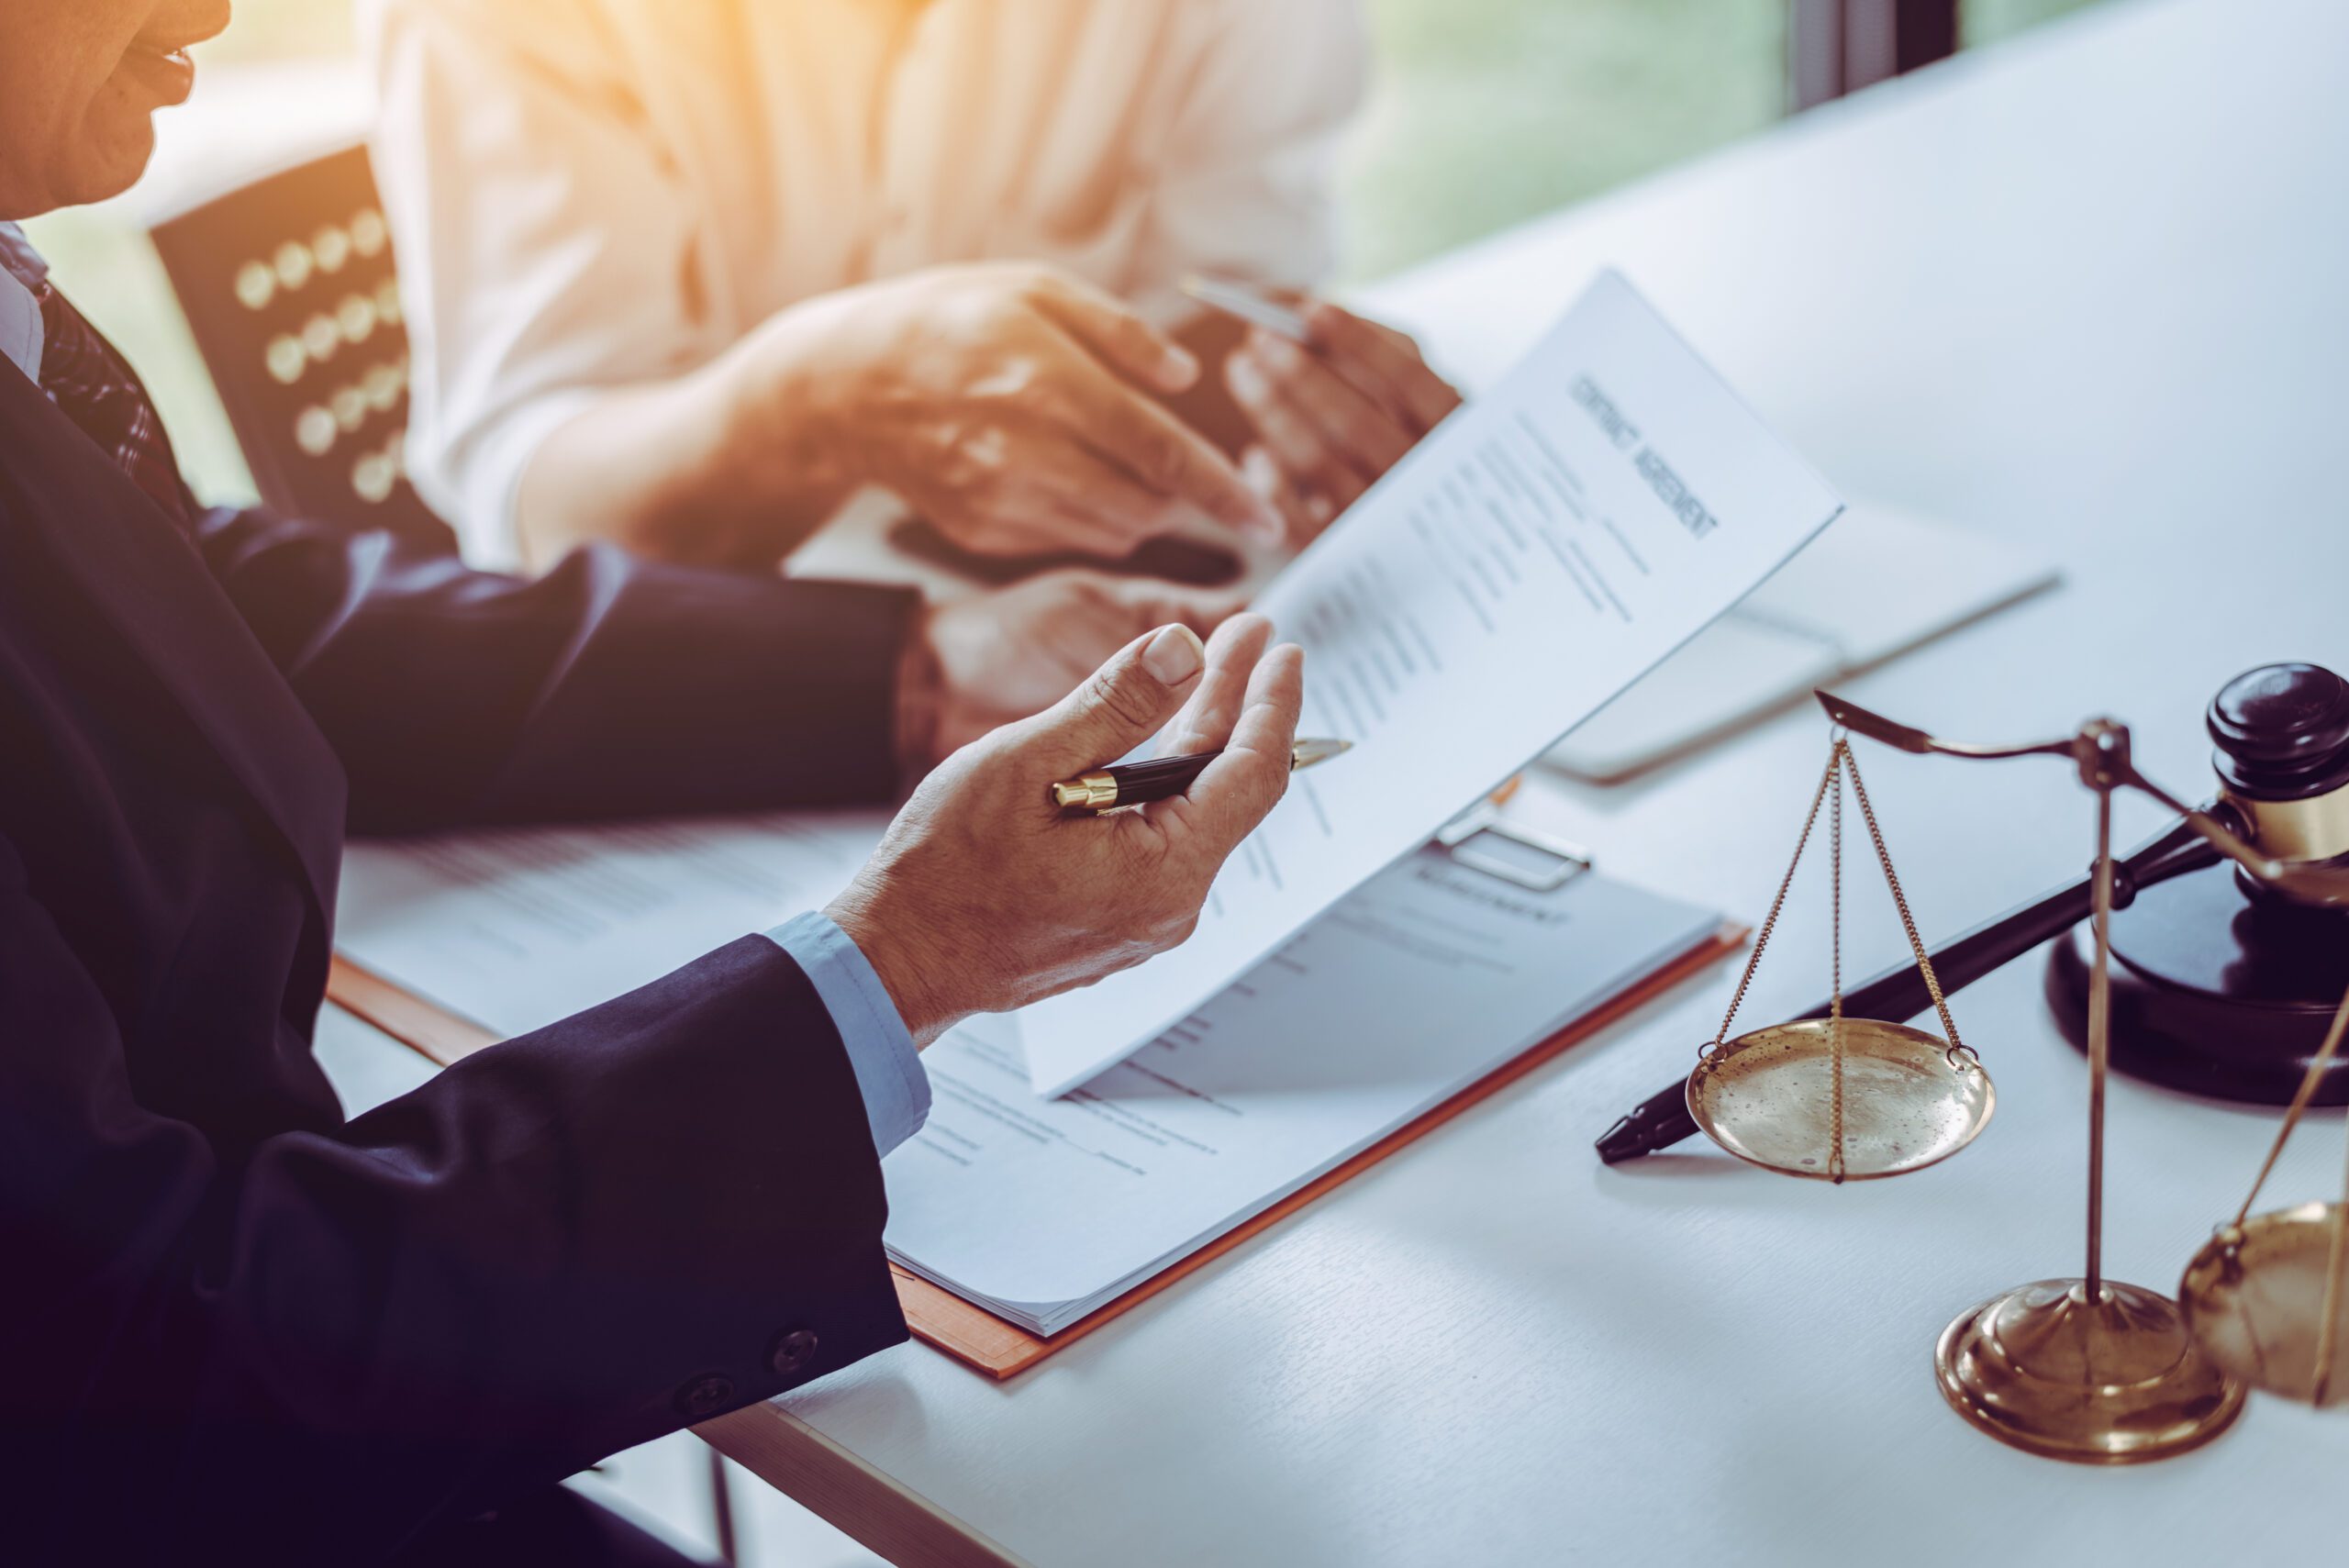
[1434,802,1594,893]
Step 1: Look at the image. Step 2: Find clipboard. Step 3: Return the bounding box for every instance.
[326,915,1743,1380]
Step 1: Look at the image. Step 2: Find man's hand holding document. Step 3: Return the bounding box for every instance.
[1018,270,1844,1095]
[828,617,1305,1045]
[333,269,1842,1359]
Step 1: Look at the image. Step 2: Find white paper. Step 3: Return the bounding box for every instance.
[1543,503,2059,782]
[1019,270,1842,1094]
[884,848,1720,1333]
[336,811,891,1037]
[340,817,1718,1340]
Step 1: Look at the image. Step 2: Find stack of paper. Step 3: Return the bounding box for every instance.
[339,810,890,1036]
[340,820,1718,1338]
[883,849,1718,1335]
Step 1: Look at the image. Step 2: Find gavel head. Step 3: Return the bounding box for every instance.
[2210,662,2349,865]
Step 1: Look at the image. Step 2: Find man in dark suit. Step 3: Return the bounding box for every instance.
[0,3,1307,1562]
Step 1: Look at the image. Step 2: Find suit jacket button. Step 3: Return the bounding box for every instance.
[771,1329,819,1377]
[675,1374,735,1419]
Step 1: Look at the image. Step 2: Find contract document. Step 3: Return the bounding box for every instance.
[338,818,1720,1345]
[882,848,1720,1335]
[338,811,890,1038]
[1019,270,1842,1095]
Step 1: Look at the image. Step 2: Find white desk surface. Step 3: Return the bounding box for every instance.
[724,0,2349,1560]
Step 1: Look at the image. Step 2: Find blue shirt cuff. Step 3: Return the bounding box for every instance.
[763,912,930,1158]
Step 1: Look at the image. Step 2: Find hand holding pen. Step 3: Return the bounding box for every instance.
[829,616,1305,1047]
[1052,738,1349,811]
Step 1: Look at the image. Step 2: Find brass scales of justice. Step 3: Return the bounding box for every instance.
[1680,682,2349,1462]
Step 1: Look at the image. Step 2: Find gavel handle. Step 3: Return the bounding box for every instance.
[1593,817,2219,1164]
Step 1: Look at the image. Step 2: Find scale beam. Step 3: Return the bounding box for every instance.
[1817,690,2349,908]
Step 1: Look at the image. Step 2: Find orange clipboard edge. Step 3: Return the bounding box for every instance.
[328,921,1747,1380]
[328,955,498,1066]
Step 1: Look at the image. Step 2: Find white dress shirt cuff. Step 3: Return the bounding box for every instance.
[425,385,611,572]
[763,911,930,1158]
[0,222,50,384]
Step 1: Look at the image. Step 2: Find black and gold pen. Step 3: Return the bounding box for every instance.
[1052,739,1353,812]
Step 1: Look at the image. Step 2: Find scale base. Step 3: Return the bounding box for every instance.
[2045,856,2349,1105]
[1935,1278,2246,1463]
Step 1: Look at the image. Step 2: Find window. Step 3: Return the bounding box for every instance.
[1340,0,1788,283]
[1341,0,2110,282]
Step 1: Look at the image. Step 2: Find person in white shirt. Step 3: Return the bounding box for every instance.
[363,0,1460,584]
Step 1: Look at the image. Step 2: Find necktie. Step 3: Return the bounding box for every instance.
[35,282,194,529]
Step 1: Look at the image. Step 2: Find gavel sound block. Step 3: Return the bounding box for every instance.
[2048,662,2349,1105]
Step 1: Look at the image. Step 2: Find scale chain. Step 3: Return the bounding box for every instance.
[2227,974,2349,1405]
[1706,743,1844,1056]
[2321,1114,2349,1405]
[1694,728,1991,1186]
[1841,747,1976,1071]
[1830,746,1846,1183]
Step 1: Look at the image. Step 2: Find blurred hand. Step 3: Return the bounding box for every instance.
[833,616,1304,1046]
[897,570,1246,771]
[729,261,1283,559]
[1223,299,1462,548]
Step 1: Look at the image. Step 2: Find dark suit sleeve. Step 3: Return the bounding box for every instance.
[1,827,907,1562]
[190,506,921,833]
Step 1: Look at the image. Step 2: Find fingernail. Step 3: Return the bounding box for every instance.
[1226,353,1266,404]
[1161,344,1200,387]
[1143,623,1207,684]
[1241,488,1287,542]
[1241,445,1281,497]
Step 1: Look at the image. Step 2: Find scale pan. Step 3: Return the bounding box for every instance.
[1687,1018,1995,1180]
[2180,1202,2349,1408]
